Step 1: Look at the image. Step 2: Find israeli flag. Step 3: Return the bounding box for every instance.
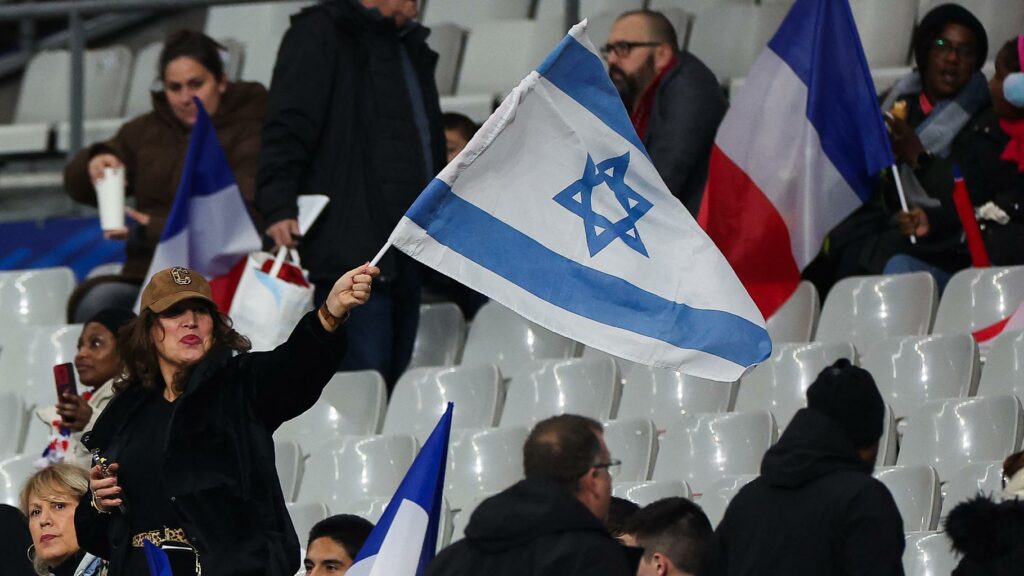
[387,21,770,381]
[347,404,453,576]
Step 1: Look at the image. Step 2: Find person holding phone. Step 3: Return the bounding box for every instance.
[35,309,135,467]
[75,263,377,576]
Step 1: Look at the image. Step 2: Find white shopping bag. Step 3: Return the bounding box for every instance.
[229,247,315,351]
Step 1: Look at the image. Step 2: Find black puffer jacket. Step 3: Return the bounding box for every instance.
[700,408,905,576]
[947,495,1024,576]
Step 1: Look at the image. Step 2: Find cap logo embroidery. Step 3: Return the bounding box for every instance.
[170,267,193,286]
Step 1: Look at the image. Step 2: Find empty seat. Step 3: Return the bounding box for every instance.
[461,302,577,380]
[765,281,820,343]
[933,266,1024,335]
[333,496,454,551]
[603,418,657,482]
[205,1,314,86]
[275,439,303,503]
[445,426,528,511]
[383,365,502,441]
[0,324,82,412]
[287,501,329,544]
[851,0,916,68]
[878,404,899,466]
[874,465,941,532]
[940,460,1004,521]
[275,370,386,447]
[426,23,469,98]
[448,492,492,544]
[408,303,468,369]
[816,273,937,354]
[617,364,734,431]
[0,267,77,326]
[0,392,26,455]
[977,331,1024,400]
[0,453,37,506]
[423,0,533,25]
[735,341,856,429]
[454,19,567,98]
[653,411,776,495]
[650,0,756,19]
[536,0,645,19]
[299,434,418,505]
[700,474,758,528]
[862,335,979,424]
[903,531,959,576]
[612,480,691,506]
[898,396,1024,480]
[685,3,789,82]
[500,357,620,427]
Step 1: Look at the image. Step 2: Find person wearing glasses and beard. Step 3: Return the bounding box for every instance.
[601,10,726,215]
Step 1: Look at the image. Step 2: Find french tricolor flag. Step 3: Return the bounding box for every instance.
[698,0,893,319]
[139,97,261,310]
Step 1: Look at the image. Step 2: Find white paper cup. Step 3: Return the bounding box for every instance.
[95,167,126,230]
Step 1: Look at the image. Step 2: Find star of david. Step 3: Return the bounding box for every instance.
[552,151,653,258]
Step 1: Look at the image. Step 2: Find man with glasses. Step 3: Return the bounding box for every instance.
[601,10,726,215]
[426,414,637,576]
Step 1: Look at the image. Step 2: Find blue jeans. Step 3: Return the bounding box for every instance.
[882,254,952,293]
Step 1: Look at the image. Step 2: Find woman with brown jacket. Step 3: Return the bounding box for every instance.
[64,30,267,321]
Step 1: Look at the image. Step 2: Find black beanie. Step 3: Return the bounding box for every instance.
[85,308,137,338]
[914,4,989,73]
[806,359,885,449]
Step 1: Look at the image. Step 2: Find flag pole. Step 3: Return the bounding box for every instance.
[370,241,392,267]
[890,163,917,245]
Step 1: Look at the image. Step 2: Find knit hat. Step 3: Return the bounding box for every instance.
[806,359,885,449]
[84,308,136,338]
[140,266,215,313]
[914,3,989,73]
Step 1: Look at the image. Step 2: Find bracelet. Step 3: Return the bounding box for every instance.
[318,302,346,331]
[91,494,111,514]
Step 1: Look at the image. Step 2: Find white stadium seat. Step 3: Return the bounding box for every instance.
[903,531,959,576]
[274,439,303,503]
[408,302,466,369]
[286,501,329,544]
[612,480,691,506]
[933,266,1024,336]
[0,392,27,455]
[940,460,1004,521]
[535,0,645,20]
[383,365,502,441]
[700,474,758,528]
[454,19,567,99]
[977,331,1024,400]
[461,302,577,381]
[445,426,528,511]
[448,492,492,545]
[500,357,620,427]
[299,434,418,505]
[426,24,469,99]
[685,2,788,82]
[0,267,77,326]
[0,453,38,506]
[851,0,916,68]
[765,281,820,343]
[874,465,941,532]
[617,364,734,430]
[0,324,82,414]
[204,1,315,87]
[275,371,386,449]
[602,418,657,482]
[423,0,533,26]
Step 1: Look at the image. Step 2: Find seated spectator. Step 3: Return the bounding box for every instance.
[427,414,638,576]
[602,10,726,215]
[1003,450,1024,500]
[700,360,904,576]
[606,496,639,542]
[20,464,104,576]
[0,503,36,576]
[620,497,712,576]
[304,514,374,575]
[34,309,135,467]
[63,29,267,322]
[443,112,477,163]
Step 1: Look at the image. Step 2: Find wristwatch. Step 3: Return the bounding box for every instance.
[318,302,346,330]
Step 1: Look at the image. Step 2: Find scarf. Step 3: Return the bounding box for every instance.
[1000,118,1024,172]
[630,54,679,141]
[881,71,990,208]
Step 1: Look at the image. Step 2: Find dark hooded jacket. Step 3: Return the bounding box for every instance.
[947,495,1024,576]
[700,408,905,576]
[426,477,637,576]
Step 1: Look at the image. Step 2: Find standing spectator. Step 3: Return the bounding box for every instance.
[620,497,713,576]
[257,0,445,386]
[426,414,637,576]
[700,360,905,576]
[602,10,726,215]
[304,514,374,575]
[64,30,267,322]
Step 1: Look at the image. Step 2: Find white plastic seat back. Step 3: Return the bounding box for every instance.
[602,418,657,482]
[286,501,328,544]
[500,357,619,427]
[205,1,315,87]
[653,411,776,495]
[0,268,77,326]
[765,281,820,343]
[903,531,960,576]
[940,461,1004,521]
[408,302,467,369]
[618,364,734,429]
[851,0,916,68]
[816,273,937,354]
[332,496,453,551]
[918,1,1024,67]
[0,454,38,506]
[425,23,469,98]
[862,335,979,423]
[700,474,758,528]
[898,395,1024,480]
[650,0,756,19]
[299,434,418,505]
[933,266,1024,335]
[0,324,82,411]
[455,19,567,97]
[446,427,528,511]
[125,42,163,117]
[384,365,501,441]
[612,480,691,507]
[0,393,26,455]
[686,3,788,81]
[448,492,493,545]
[878,405,899,467]
[977,331,1024,400]
[462,302,577,380]
[16,47,131,123]
[536,0,645,19]
[274,439,303,503]
[423,0,532,25]
[874,466,941,532]
[276,371,386,448]
[735,342,856,430]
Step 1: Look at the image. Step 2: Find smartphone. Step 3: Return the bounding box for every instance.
[53,362,78,399]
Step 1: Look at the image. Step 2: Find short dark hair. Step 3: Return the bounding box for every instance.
[308,514,374,560]
[523,414,604,494]
[442,112,478,142]
[623,497,713,574]
[998,38,1022,73]
[617,10,679,51]
[160,29,226,81]
[607,496,640,536]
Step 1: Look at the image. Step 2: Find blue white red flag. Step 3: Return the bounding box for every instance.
[698,0,894,319]
[386,22,770,381]
[138,97,260,310]
[348,403,452,576]
[142,540,173,576]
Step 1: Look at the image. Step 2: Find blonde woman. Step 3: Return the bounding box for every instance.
[20,464,104,576]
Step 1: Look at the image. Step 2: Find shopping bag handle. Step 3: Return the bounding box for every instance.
[269,246,301,278]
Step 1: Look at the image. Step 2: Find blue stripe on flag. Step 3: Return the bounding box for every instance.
[767,0,893,203]
[407,180,771,367]
[537,36,650,158]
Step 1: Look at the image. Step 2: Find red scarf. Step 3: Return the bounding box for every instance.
[999,117,1024,172]
[918,92,935,116]
[630,55,679,141]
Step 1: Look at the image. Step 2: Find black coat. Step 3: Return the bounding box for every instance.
[426,478,638,576]
[256,0,446,282]
[947,495,1024,576]
[74,311,346,576]
[0,504,35,576]
[700,409,905,576]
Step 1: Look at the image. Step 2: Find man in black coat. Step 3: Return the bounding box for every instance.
[700,360,905,576]
[426,414,638,576]
[257,0,445,385]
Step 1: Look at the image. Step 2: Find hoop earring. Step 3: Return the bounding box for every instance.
[26,543,35,563]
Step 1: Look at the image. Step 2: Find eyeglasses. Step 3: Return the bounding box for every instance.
[599,41,661,59]
[593,458,622,477]
[931,37,977,60]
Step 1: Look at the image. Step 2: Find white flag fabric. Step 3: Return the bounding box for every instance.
[388,21,771,381]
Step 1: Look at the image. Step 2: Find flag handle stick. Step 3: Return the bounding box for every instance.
[370,241,392,267]
[890,163,917,245]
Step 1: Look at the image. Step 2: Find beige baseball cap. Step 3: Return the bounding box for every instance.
[140,266,216,313]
